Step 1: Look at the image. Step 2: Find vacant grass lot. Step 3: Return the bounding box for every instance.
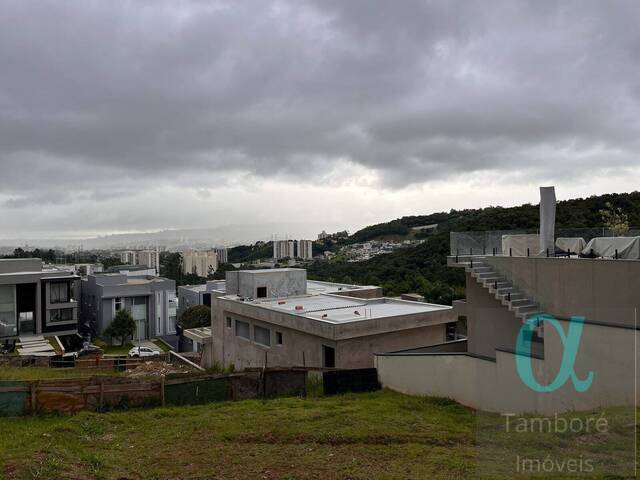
[0,390,636,480]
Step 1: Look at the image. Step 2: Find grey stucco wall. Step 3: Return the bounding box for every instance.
[484,256,640,328]
[465,272,523,358]
[376,318,639,414]
[225,269,307,299]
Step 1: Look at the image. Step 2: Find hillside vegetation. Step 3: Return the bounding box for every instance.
[307,191,640,303]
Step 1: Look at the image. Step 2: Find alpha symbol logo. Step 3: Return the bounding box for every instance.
[515,315,593,393]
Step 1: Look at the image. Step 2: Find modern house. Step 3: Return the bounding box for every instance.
[0,258,80,341]
[198,269,455,370]
[80,273,177,343]
[177,280,226,319]
[376,189,640,414]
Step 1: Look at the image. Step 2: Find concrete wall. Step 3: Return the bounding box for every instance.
[485,256,640,328]
[336,323,446,368]
[377,318,638,414]
[225,269,306,299]
[331,287,384,299]
[465,272,523,358]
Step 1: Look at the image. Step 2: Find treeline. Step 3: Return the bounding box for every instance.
[345,191,640,245]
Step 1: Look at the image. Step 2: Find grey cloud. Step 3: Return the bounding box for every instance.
[0,0,638,232]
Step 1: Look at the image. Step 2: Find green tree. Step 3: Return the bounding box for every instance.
[104,310,137,346]
[599,202,630,236]
[179,305,211,329]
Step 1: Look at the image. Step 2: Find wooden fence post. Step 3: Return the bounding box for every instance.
[30,381,37,416]
[161,375,166,407]
[99,379,104,412]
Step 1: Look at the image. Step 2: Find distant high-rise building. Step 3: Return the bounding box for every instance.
[273,240,295,260]
[120,250,137,265]
[215,247,228,264]
[120,249,160,275]
[137,249,160,275]
[183,250,217,278]
[297,240,313,260]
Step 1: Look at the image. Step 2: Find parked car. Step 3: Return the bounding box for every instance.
[128,346,160,358]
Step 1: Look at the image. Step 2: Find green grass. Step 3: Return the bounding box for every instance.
[93,339,133,355]
[0,390,635,479]
[0,367,121,381]
[151,339,171,352]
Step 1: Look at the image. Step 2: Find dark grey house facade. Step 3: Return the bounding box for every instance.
[0,258,80,340]
[81,273,177,342]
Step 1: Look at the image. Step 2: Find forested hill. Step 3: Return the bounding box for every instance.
[306,191,640,304]
[345,191,640,245]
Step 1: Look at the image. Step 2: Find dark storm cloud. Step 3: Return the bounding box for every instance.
[0,0,638,197]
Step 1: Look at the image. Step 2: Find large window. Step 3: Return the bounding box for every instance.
[50,308,74,323]
[167,295,178,334]
[254,325,271,347]
[235,320,250,339]
[0,285,16,337]
[130,297,147,321]
[114,297,123,311]
[50,282,69,304]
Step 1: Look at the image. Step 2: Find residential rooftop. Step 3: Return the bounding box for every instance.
[220,293,451,325]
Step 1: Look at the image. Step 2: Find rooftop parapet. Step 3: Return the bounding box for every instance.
[450,228,640,259]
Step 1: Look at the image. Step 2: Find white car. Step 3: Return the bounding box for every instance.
[128,346,160,358]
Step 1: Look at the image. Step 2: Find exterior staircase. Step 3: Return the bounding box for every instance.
[451,256,544,323]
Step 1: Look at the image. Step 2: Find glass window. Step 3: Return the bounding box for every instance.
[226,316,232,328]
[50,308,74,323]
[235,320,250,339]
[114,297,123,311]
[130,297,147,321]
[254,325,271,347]
[276,331,283,345]
[256,286,267,298]
[50,282,69,304]
[0,285,16,337]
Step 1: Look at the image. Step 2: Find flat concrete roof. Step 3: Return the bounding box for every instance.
[182,279,368,296]
[222,293,451,324]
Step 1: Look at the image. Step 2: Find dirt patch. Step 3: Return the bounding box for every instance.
[125,361,193,377]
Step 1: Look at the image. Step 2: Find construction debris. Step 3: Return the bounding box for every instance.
[125,361,193,377]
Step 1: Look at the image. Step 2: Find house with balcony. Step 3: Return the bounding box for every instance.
[0,258,80,341]
[80,273,177,344]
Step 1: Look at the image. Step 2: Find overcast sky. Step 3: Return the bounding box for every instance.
[0,0,638,240]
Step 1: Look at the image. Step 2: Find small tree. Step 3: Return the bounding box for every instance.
[179,305,211,329]
[599,202,629,236]
[104,309,137,346]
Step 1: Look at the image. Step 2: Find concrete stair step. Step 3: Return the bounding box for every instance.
[513,305,540,315]
[509,298,535,307]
